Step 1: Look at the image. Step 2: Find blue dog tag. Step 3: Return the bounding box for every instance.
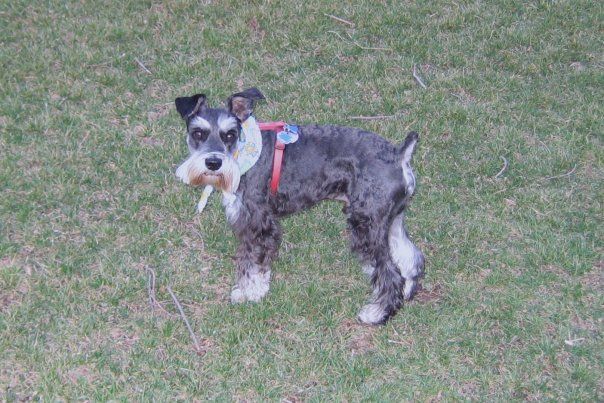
[276,124,299,144]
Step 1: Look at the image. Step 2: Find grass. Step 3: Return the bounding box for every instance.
[1,0,602,400]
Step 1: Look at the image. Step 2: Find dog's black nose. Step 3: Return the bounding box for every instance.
[205,157,222,171]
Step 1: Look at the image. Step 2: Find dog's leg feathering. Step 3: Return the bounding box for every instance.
[348,211,404,325]
[388,213,424,300]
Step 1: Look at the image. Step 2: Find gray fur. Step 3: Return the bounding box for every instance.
[175,88,424,325]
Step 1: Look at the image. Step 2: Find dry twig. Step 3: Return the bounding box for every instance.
[327,30,391,51]
[564,337,585,346]
[348,114,395,121]
[167,286,204,355]
[412,64,427,89]
[494,156,509,178]
[134,57,152,74]
[147,267,156,307]
[354,42,391,51]
[541,165,577,181]
[145,267,173,317]
[324,13,355,27]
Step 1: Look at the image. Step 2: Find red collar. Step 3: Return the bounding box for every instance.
[258,121,286,195]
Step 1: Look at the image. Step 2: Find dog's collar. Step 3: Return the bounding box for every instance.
[236,115,263,175]
[257,121,299,195]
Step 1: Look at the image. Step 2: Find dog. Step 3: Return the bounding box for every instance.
[174,88,424,325]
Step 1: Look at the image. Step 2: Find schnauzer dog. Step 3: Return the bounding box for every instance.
[174,88,424,325]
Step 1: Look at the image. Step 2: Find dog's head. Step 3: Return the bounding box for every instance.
[174,88,265,192]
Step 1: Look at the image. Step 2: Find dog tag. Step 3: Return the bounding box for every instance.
[276,124,299,144]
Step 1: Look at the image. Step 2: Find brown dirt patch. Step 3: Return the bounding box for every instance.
[580,262,603,292]
[66,364,98,385]
[109,327,140,350]
[339,319,377,356]
[413,283,444,304]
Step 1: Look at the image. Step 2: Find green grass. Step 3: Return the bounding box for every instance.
[1,0,602,400]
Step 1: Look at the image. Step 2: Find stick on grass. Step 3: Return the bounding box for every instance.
[167,285,204,355]
[495,156,509,178]
[348,114,395,120]
[134,57,152,74]
[145,267,173,317]
[328,30,391,51]
[353,43,391,51]
[412,64,427,89]
[324,13,354,27]
[542,164,577,181]
[564,337,585,346]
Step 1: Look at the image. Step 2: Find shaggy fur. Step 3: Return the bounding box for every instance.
[174,88,424,325]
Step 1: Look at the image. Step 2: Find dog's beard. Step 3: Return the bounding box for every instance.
[176,153,241,193]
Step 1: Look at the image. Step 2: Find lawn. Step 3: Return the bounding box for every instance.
[1,0,602,400]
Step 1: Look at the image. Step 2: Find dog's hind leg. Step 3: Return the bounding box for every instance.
[225,196,282,303]
[348,212,404,325]
[388,213,424,300]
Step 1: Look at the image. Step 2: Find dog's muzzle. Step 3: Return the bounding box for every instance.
[176,152,241,193]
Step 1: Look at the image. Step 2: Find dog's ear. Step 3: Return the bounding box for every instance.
[227,88,265,121]
[175,94,207,119]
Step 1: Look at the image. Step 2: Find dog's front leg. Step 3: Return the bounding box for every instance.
[230,254,272,303]
[223,194,282,303]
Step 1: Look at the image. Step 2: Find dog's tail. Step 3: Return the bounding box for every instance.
[398,131,419,197]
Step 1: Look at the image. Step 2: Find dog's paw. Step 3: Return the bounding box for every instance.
[230,287,246,303]
[358,303,387,325]
[229,286,268,303]
[230,271,271,303]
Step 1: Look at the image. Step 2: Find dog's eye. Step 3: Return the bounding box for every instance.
[190,129,209,141]
[222,130,237,142]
